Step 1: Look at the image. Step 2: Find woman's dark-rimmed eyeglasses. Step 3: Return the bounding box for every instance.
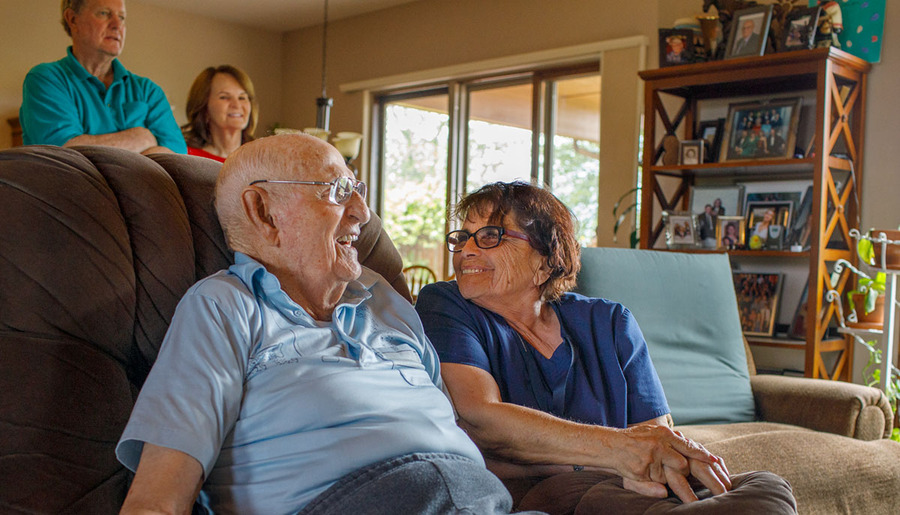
[446,226,530,253]
[249,176,366,205]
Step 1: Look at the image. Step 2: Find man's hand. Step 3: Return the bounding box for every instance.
[613,425,730,503]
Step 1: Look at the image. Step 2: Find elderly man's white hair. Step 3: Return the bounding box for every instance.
[215,133,332,255]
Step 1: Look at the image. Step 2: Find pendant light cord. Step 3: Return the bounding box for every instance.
[321,0,329,98]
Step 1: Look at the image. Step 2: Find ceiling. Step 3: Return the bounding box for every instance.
[137,0,421,32]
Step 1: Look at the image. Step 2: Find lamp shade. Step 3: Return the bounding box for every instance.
[333,132,363,161]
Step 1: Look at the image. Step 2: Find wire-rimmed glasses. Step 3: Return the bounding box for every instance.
[249,176,366,205]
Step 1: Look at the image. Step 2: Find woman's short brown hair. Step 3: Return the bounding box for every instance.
[453,181,581,301]
[182,65,259,149]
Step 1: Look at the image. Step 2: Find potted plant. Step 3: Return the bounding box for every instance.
[612,186,640,248]
[844,270,886,328]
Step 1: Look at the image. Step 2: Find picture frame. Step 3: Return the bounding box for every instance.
[781,6,820,52]
[716,216,746,250]
[679,140,704,165]
[724,5,773,59]
[732,271,784,337]
[691,185,743,249]
[785,185,813,250]
[787,280,809,340]
[696,119,725,162]
[720,97,802,162]
[744,200,792,250]
[689,185,744,218]
[658,28,695,67]
[662,210,699,249]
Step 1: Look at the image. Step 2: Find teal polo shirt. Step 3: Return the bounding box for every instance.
[20,47,186,153]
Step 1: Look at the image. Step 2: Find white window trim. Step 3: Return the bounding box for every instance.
[343,35,647,246]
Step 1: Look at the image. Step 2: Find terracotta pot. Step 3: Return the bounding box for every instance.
[870,229,900,270]
[847,293,885,330]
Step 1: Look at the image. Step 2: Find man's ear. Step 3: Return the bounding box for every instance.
[64,8,77,33]
[241,188,280,245]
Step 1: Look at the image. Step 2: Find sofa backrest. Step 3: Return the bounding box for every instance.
[0,145,409,513]
[575,247,756,426]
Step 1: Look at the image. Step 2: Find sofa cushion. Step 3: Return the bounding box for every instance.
[678,423,900,514]
[575,248,755,425]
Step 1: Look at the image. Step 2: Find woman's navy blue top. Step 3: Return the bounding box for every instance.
[415,281,669,428]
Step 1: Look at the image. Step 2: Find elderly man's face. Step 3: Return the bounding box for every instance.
[270,139,370,288]
[68,0,127,58]
[741,20,755,39]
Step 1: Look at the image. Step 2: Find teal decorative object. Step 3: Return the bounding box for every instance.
[810,0,886,62]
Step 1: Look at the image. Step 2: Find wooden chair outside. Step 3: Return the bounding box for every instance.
[403,264,438,304]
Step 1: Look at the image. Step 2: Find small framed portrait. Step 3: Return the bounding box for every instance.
[716,216,746,250]
[732,271,783,337]
[659,28,695,67]
[724,5,773,59]
[679,140,704,165]
[781,7,820,52]
[721,97,802,162]
[744,200,792,250]
[662,210,699,249]
[696,119,725,162]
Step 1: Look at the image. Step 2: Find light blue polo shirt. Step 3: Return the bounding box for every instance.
[117,253,482,514]
[19,47,186,153]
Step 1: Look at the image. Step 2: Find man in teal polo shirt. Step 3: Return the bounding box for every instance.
[19,0,185,154]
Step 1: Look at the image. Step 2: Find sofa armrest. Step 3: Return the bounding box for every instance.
[751,374,892,440]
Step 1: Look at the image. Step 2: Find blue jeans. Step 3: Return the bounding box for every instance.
[298,452,545,514]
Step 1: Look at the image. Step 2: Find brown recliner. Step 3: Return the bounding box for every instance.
[0,145,410,513]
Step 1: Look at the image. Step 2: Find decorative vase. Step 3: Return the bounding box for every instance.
[847,293,885,330]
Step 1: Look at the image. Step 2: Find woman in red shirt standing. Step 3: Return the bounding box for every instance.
[182,65,258,162]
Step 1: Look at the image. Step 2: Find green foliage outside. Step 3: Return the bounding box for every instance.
[382,104,601,275]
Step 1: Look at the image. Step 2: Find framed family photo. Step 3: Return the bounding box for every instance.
[725,5,773,59]
[721,97,802,162]
[659,28,695,67]
[732,271,783,337]
[662,210,699,249]
[781,7,820,52]
[689,185,743,219]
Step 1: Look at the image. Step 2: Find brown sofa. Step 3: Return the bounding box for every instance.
[0,145,409,513]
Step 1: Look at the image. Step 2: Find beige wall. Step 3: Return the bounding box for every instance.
[0,0,283,148]
[281,0,898,231]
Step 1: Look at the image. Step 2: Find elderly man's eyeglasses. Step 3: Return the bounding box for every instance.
[446,226,530,253]
[249,176,367,205]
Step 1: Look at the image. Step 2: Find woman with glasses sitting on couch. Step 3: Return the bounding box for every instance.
[415,181,796,514]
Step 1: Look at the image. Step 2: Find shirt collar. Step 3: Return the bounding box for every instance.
[63,46,130,85]
[230,252,376,322]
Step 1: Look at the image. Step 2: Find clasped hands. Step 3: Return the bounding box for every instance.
[616,424,731,504]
